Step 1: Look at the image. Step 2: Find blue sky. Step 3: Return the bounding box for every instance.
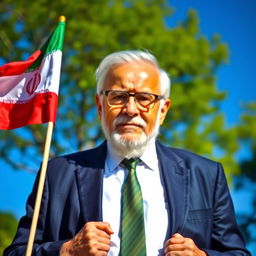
[171,1,256,252]
[0,0,255,253]
[168,0,256,126]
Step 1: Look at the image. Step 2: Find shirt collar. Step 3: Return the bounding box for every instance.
[105,141,123,176]
[140,141,158,172]
[105,140,158,175]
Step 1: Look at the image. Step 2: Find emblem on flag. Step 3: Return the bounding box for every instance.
[0,17,65,130]
[26,72,41,95]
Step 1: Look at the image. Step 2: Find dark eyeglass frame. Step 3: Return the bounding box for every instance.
[100,90,165,109]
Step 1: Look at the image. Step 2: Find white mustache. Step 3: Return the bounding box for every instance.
[113,115,146,128]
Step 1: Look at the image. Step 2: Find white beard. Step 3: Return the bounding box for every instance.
[101,112,161,159]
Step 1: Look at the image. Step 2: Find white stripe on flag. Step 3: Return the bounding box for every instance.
[0,50,62,103]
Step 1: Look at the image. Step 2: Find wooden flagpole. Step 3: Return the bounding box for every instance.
[25,121,54,256]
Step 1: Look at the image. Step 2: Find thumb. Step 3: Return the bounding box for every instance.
[103,222,114,235]
[172,233,183,238]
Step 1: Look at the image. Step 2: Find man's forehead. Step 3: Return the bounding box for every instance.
[108,61,159,79]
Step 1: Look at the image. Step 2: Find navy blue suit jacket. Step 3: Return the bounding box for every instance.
[4,141,251,255]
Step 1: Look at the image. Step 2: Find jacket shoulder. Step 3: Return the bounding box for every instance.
[46,141,107,175]
[156,142,221,170]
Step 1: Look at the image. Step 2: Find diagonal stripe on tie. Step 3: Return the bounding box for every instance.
[120,158,146,256]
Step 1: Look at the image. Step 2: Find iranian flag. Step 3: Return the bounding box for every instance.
[0,17,65,130]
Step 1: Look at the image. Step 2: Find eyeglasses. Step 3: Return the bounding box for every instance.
[100,90,165,110]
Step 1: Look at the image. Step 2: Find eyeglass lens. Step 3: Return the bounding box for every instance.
[108,91,155,107]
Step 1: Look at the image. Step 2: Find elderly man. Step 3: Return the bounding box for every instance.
[4,50,251,256]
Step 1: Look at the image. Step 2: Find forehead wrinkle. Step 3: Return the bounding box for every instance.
[118,70,150,91]
[104,61,161,93]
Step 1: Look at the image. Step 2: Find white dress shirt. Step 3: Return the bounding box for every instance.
[102,141,169,256]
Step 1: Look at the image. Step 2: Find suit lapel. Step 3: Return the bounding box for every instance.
[156,142,190,236]
[74,142,107,222]
[72,141,190,236]
[76,166,104,222]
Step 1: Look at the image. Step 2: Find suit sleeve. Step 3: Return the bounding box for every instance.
[3,169,68,256]
[203,163,251,256]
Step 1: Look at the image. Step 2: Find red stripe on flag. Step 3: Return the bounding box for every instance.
[0,50,42,77]
[0,92,58,129]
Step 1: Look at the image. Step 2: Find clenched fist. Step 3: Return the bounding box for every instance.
[60,222,114,256]
[164,233,206,256]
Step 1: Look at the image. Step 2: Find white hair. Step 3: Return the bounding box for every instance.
[95,50,171,98]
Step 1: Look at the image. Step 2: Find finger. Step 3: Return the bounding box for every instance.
[170,233,185,244]
[87,238,111,252]
[94,240,111,252]
[95,222,114,235]
[96,252,108,256]
[172,233,183,238]
[84,228,112,245]
[84,222,113,238]
[96,235,112,245]
[94,228,112,239]
[94,251,109,256]
[165,243,185,252]
[164,238,171,248]
[165,237,185,246]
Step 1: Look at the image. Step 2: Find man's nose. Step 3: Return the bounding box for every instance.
[123,96,140,116]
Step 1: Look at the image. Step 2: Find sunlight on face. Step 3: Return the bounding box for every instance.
[97,61,170,158]
[101,108,163,159]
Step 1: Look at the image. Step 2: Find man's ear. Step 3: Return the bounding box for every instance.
[159,99,171,125]
[95,94,102,120]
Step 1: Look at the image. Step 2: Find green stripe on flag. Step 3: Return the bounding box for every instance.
[28,20,65,71]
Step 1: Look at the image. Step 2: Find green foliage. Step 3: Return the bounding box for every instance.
[0,0,229,170]
[0,212,18,255]
[232,103,256,248]
[1,0,256,249]
[237,103,256,142]
[0,0,255,181]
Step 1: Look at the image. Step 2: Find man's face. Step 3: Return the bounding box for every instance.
[96,61,170,151]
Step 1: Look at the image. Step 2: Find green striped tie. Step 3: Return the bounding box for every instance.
[120,158,146,256]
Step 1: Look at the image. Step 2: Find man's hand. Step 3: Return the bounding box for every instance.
[164,233,207,256]
[60,221,114,256]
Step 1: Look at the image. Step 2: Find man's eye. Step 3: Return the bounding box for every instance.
[136,94,152,102]
[111,94,127,102]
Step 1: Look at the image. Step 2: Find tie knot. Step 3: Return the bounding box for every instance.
[122,158,141,170]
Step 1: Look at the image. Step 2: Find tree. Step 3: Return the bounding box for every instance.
[234,103,256,249]
[0,212,18,255]
[1,0,255,251]
[1,0,232,172]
